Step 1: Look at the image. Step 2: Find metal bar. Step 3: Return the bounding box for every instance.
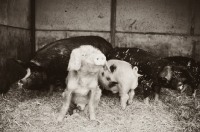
[111,0,117,47]
[31,0,36,58]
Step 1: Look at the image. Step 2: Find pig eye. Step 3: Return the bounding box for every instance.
[102,72,104,76]
[106,77,111,81]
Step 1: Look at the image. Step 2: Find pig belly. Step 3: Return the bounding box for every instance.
[72,94,89,104]
[74,87,90,96]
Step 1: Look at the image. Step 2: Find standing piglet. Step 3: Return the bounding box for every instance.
[57,45,107,122]
[98,59,142,110]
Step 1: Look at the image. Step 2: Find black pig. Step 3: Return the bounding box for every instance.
[106,47,193,104]
[164,56,199,97]
[2,36,113,94]
[0,58,27,94]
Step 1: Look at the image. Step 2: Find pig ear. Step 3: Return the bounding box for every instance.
[159,66,172,80]
[103,62,111,72]
[10,58,29,69]
[67,48,82,71]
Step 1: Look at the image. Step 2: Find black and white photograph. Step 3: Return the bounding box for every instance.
[0,0,200,131]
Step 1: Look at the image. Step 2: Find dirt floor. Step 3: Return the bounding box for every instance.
[1,84,200,132]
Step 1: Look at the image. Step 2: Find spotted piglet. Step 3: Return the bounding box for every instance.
[98,59,142,110]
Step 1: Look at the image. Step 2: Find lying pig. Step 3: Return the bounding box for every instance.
[57,45,107,122]
[0,58,27,94]
[164,56,200,97]
[98,59,142,109]
[7,36,112,95]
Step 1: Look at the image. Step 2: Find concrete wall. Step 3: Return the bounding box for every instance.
[195,0,200,35]
[35,0,111,49]
[36,0,111,31]
[116,0,190,34]
[36,31,111,50]
[115,0,200,60]
[115,33,200,57]
[35,0,200,59]
[0,0,31,62]
[0,0,30,28]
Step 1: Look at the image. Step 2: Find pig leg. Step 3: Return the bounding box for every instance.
[152,85,161,102]
[47,85,54,96]
[88,89,96,120]
[57,89,73,122]
[152,85,163,106]
[128,89,135,105]
[120,93,129,110]
[94,87,102,108]
[84,105,88,115]
[119,84,129,110]
[128,80,138,105]
[84,87,101,115]
[143,85,151,105]
[193,89,197,98]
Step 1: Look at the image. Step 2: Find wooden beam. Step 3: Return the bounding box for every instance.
[31,0,36,58]
[111,0,117,47]
[190,0,197,35]
[190,0,197,58]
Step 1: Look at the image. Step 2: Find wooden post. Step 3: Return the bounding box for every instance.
[111,0,117,47]
[31,0,36,58]
[190,0,197,58]
[190,0,197,35]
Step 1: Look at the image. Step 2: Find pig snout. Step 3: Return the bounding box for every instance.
[77,104,86,111]
[17,80,24,89]
[94,54,106,66]
[17,68,31,88]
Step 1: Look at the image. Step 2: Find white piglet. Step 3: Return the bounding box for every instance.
[57,45,107,122]
[99,59,142,110]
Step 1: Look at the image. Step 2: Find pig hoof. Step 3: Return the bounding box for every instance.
[90,115,96,120]
[155,99,162,106]
[57,115,64,122]
[127,99,133,105]
[92,119,101,125]
[121,104,126,110]
[144,98,150,105]
[73,109,80,114]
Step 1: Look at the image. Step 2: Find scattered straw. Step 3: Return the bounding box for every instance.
[0,85,200,132]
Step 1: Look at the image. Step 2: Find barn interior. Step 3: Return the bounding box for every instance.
[1,0,200,61]
[1,0,200,131]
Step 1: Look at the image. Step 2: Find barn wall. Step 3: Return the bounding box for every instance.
[35,0,111,50]
[115,33,200,57]
[36,31,111,50]
[116,0,200,60]
[0,26,31,61]
[35,0,200,60]
[195,0,200,35]
[116,0,190,34]
[0,0,31,61]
